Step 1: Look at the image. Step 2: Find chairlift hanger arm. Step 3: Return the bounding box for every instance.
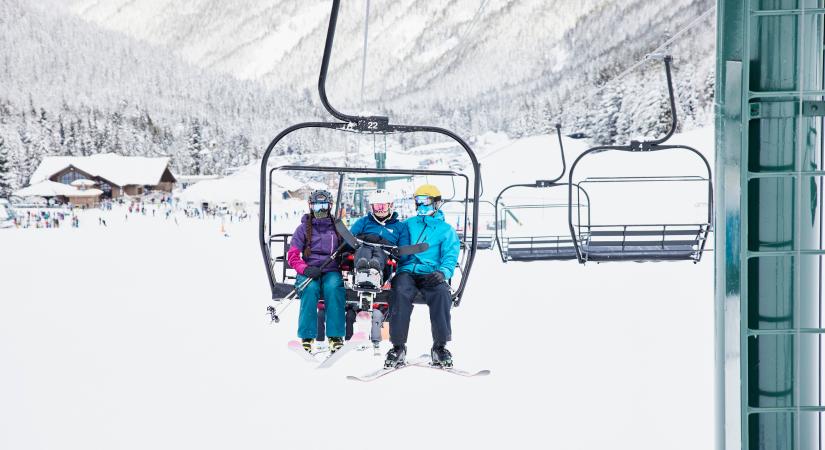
[545,123,566,184]
[636,55,677,149]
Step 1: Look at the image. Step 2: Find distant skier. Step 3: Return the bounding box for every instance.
[286,190,346,354]
[385,184,460,368]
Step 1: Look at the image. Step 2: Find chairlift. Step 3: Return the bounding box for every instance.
[259,0,482,323]
[494,124,591,262]
[567,55,713,263]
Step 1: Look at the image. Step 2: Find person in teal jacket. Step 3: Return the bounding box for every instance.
[385,184,460,369]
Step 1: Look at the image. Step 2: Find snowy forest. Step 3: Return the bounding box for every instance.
[0,0,716,193]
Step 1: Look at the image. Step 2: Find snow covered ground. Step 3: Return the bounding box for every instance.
[0,128,715,450]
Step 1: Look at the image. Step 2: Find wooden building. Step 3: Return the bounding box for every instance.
[27,154,177,199]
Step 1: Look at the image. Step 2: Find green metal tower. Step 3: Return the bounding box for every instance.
[716,1,824,449]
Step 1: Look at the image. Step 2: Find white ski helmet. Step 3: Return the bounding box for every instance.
[368,189,393,205]
[368,189,393,219]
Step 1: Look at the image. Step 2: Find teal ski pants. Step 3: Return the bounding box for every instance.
[296,272,345,339]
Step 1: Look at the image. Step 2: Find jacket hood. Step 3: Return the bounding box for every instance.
[425,210,446,222]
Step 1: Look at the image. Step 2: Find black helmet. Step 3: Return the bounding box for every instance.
[308,189,333,218]
[309,190,333,205]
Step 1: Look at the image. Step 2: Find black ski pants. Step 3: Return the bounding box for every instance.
[318,304,358,340]
[389,272,451,346]
[354,245,387,272]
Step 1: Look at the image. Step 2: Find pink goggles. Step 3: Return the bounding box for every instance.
[371,203,391,214]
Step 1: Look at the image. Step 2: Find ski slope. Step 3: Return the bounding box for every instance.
[0,128,715,450]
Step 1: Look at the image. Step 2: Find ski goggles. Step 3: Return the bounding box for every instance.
[371,203,391,214]
[414,195,434,206]
[310,202,331,212]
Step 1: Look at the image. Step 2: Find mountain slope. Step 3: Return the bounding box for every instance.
[0,0,315,185]
[68,0,716,139]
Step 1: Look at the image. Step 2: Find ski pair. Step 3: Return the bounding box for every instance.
[288,331,368,368]
[333,220,428,258]
[287,310,373,368]
[346,354,491,382]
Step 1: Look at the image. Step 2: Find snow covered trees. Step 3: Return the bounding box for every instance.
[188,119,204,176]
[0,135,16,198]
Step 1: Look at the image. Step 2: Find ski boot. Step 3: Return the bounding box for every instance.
[367,257,383,271]
[355,257,370,271]
[384,344,407,368]
[301,338,314,353]
[329,336,344,354]
[372,341,381,356]
[430,343,453,368]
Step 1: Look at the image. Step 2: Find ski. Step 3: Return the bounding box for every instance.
[316,331,368,369]
[412,354,491,377]
[346,355,432,382]
[333,220,428,256]
[287,340,322,363]
[392,242,429,257]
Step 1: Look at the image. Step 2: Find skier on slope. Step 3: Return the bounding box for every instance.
[286,190,346,354]
[346,189,407,349]
[384,184,460,368]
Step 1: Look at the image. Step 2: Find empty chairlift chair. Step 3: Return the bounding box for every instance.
[566,56,713,264]
[494,125,591,262]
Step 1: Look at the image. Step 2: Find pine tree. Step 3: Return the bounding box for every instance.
[188,118,204,175]
[0,135,15,198]
[592,83,623,145]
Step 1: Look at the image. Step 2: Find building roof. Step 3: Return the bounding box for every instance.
[14,180,84,197]
[30,153,173,187]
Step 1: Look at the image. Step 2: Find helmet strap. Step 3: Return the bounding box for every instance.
[371,211,389,225]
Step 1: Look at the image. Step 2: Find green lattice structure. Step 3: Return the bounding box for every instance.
[717,1,824,449]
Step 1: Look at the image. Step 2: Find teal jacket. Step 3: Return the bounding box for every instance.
[398,210,460,279]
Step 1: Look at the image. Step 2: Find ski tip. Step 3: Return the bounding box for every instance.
[476,370,492,376]
[351,331,368,341]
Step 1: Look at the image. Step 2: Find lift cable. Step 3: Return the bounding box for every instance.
[588,6,717,99]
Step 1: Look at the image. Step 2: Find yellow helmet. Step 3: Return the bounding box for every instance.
[414,184,441,199]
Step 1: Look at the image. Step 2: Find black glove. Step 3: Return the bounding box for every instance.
[303,266,323,279]
[419,271,445,288]
[358,234,382,244]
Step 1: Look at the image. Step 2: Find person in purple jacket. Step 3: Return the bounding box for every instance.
[286,190,346,354]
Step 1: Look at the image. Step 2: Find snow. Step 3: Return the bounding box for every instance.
[29,154,172,187]
[13,179,87,197]
[0,128,716,450]
[177,163,306,206]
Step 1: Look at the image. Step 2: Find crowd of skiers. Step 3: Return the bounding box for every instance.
[286,184,460,368]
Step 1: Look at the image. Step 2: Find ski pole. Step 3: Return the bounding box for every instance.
[269,240,348,323]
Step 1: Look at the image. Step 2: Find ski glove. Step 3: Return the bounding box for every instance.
[358,234,383,244]
[419,271,445,288]
[303,266,323,280]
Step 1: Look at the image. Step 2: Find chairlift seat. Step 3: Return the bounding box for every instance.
[502,236,578,261]
[579,225,709,262]
[459,233,494,250]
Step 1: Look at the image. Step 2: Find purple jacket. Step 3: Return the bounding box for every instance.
[287,215,340,275]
